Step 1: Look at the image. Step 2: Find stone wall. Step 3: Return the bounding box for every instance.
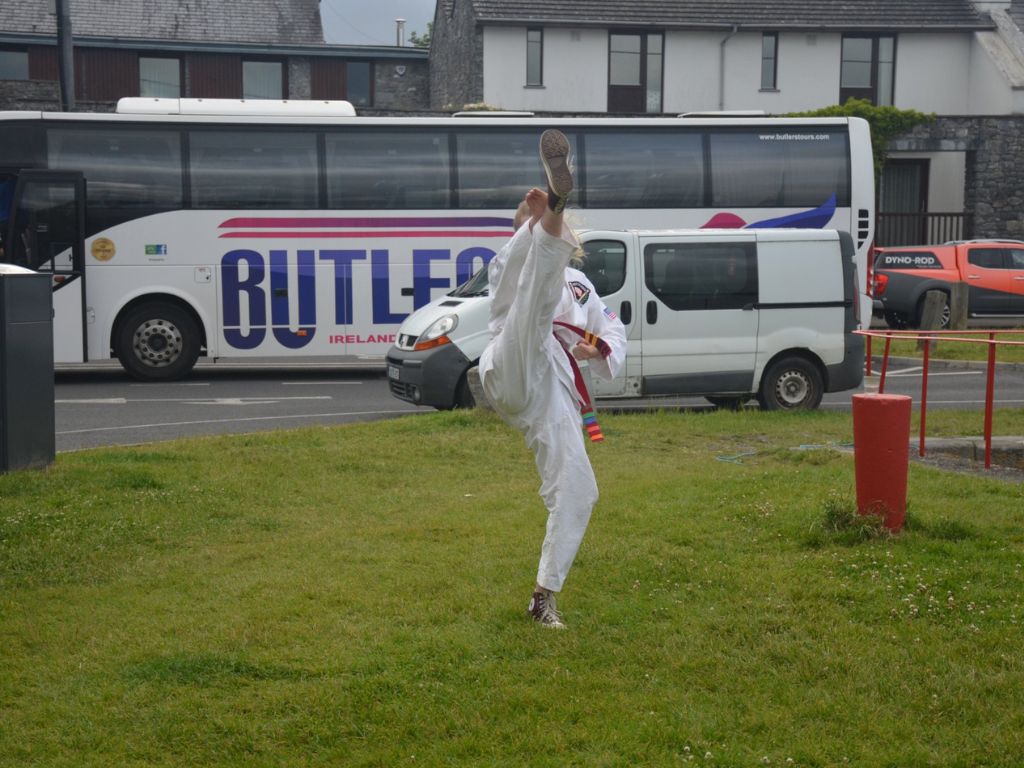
[429,0,483,110]
[374,59,429,111]
[894,116,1024,239]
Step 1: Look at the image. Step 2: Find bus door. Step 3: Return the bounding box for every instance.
[638,235,759,396]
[6,171,87,363]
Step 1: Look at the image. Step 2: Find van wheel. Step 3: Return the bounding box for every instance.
[115,301,201,381]
[757,357,823,411]
[452,373,476,410]
[705,395,750,410]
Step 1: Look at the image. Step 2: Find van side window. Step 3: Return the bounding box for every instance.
[581,239,627,296]
[644,241,757,310]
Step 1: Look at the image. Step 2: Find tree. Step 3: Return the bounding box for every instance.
[789,98,934,179]
[408,22,432,48]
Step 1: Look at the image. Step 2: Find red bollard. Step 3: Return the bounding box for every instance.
[852,393,912,531]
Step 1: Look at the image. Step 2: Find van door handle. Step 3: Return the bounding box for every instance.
[401,287,415,296]
[967,275,981,279]
[646,300,657,324]
[619,300,632,325]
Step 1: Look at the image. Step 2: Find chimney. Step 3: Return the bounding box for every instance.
[396,18,406,47]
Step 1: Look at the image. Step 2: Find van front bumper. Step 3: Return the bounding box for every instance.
[385,343,473,410]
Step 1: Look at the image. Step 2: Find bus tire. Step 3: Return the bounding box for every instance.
[757,356,823,411]
[115,301,201,381]
[705,395,750,410]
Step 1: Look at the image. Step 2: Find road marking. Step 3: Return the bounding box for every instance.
[56,409,419,435]
[885,368,983,377]
[57,396,332,405]
[281,381,363,386]
[129,382,211,387]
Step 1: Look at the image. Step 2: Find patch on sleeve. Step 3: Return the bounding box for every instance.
[568,280,591,305]
[603,306,618,321]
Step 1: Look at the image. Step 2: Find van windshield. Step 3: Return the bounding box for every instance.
[449,266,489,297]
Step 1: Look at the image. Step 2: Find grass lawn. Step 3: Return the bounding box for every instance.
[869,330,1024,364]
[2,408,1023,766]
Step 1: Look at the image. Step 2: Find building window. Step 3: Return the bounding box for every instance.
[760,33,778,90]
[242,60,284,99]
[526,28,543,86]
[346,61,372,106]
[139,57,181,98]
[0,49,29,80]
[840,35,895,106]
[608,31,663,113]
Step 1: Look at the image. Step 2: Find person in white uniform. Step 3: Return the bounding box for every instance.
[478,129,626,628]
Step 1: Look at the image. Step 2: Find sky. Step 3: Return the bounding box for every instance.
[319,0,437,46]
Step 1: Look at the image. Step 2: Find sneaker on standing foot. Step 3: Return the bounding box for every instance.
[539,129,573,214]
[528,589,566,629]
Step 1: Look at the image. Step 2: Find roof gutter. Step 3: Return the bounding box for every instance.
[719,25,739,111]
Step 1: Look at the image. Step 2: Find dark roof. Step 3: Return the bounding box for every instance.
[1,0,324,45]
[470,0,994,31]
[1011,0,1024,30]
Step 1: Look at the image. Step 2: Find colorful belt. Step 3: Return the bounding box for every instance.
[553,321,611,443]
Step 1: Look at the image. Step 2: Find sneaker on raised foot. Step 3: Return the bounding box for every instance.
[539,129,573,214]
[527,589,566,629]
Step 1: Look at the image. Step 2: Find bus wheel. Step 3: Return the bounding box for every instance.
[115,301,200,381]
[757,357,823,411]
[705,395,749,410]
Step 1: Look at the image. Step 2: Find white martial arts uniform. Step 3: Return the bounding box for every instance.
[478,220,626,592]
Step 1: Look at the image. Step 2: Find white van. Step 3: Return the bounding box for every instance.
[385,228,863,410]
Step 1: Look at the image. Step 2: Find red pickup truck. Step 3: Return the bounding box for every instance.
[872,240,1024,328]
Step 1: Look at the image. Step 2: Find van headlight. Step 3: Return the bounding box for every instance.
[413,314,458,351]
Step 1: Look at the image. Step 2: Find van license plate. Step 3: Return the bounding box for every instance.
[387,365,400,381]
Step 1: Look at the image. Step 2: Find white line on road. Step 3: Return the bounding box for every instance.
[280,381,364,386]
[884,369,983,377]
[56,409,419,435]
[57,396,333,404]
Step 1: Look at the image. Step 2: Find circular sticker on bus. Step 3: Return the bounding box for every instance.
[91,237,116,261]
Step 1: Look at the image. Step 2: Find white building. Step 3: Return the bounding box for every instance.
[430,0,1024,242]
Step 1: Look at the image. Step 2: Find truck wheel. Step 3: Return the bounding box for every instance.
[757,356,823,411]
[705,395,750,410]
[884,311,909,330]
[915,293,951,329]
[115,301,201,381]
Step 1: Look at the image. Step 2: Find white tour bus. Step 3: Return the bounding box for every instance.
[0,99,874,381]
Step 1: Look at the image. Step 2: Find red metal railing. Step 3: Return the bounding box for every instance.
[856,329,1024,468]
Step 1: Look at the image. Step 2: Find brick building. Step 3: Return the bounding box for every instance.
[0,0,429,112]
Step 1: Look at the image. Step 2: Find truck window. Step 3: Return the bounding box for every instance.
[967,249,1005,270]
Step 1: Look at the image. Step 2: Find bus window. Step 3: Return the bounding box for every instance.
[47,127,182,209]
[456,130,574,210]
[325,131,449,209]
[0,122,42,168]
[585,130,704,209]
[709,128,850,208]
[189,130,317,209]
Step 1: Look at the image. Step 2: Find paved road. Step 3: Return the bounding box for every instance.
[55,362,420,452]
[54,358,1024,452]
